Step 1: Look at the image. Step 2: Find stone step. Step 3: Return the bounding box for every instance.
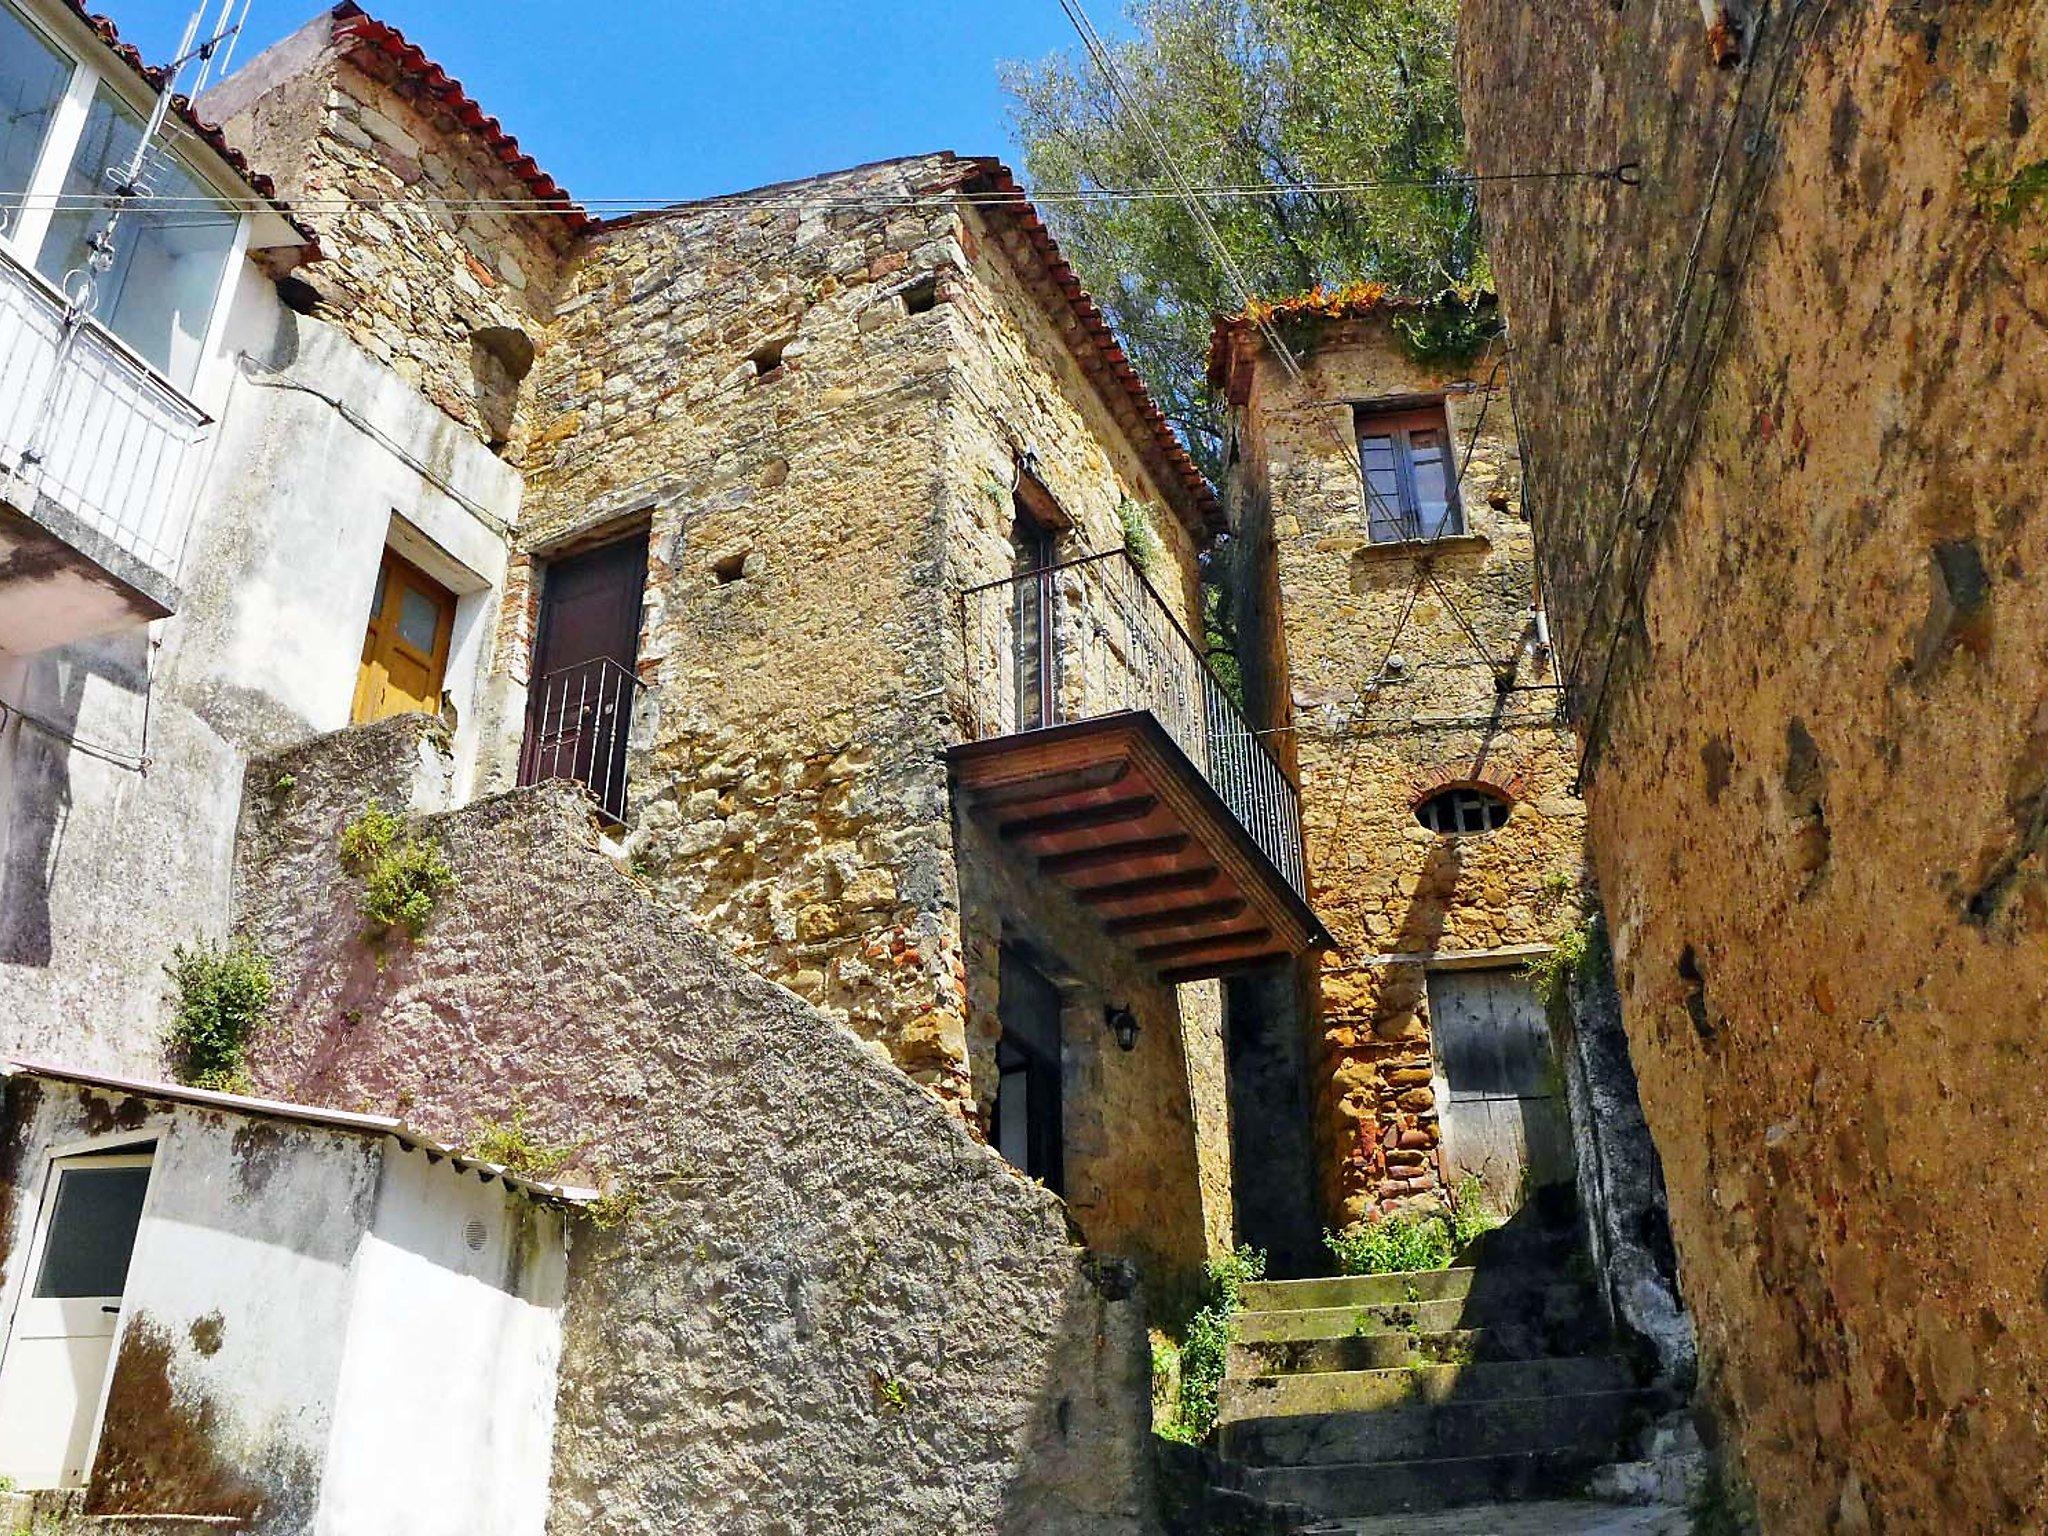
[1240,1268,1477,1311]
[1232,1283,1599,1345]
[1235,1447,1612,1519]
[1218,1385,1650,1468]
[1229,1327,1496,1378]
[1220,1355,1633,1425]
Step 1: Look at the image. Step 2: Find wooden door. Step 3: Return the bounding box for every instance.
[519,534,648,819]
[353,551,456,723]
[994,948,1064,1193]
[1427,968,1573,1209]
[0,1151,153,1489]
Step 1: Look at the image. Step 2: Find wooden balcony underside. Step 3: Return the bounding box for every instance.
[948,712,1329,983]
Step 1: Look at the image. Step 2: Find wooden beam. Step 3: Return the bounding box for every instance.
[1069,866,1221,905]
[1102,898,1248,937]
[1161,952,1291,985]
[968,760,1131,811]
[1138,928,1275,964]
[1001,794,1159,840]
[1040,834,1191,877]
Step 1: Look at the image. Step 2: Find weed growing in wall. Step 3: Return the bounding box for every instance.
[165,938,273,1093]
[1118,497,1164,578]
[1157,1245,1266,1444]
[467,1104,579,1179]
[339,799,454,937]
[1393,286,1503,365]
[1527,912,1608,1033]
[1325,1178,1501,1275]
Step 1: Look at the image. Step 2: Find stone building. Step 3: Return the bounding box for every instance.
[1461,0,2048,1527]
[0,1,1327,1529]
[1210,291,1589,1253]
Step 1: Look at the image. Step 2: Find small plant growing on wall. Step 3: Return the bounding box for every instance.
[339,799,454,938]
[467,1103,579,1180]
[1157,1244,1265,1444]
[165,938,274,1093]
[1117,496,1165,578]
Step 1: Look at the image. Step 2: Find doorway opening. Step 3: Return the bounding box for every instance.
[993,946,1064,1193]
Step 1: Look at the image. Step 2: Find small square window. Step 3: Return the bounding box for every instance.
[1356,403,1464,544]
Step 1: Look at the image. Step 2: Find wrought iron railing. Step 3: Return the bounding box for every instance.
[959,547,1308,902]
[0,244,209,582]
[518,656,645,824]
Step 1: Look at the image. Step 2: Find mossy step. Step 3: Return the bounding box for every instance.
[1232,1284,1596,1344]
[1229,1327,1495,1378]
[1240,1268,1476,1311]
[1218,1385,1651,1468]
[1219,1355,1632,1424]
[1234,1447,1608,1519]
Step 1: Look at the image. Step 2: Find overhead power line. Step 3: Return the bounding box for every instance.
[0,163,1641,220]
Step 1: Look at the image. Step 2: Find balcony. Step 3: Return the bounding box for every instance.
[0,246,206,654]
[950,549,1330,982]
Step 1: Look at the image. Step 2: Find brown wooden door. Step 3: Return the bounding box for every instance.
[519,534,648,820]
[353,551,456,724]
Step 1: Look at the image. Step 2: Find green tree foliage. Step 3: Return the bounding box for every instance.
[1004,0,1482,481]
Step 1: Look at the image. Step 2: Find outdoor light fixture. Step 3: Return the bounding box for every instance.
[1105,1004,1140,1053]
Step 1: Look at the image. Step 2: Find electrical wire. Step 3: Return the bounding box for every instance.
[0,164,1643,220]
[1570,0,1834,783]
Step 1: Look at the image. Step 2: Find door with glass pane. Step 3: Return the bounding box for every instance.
[0,1149,154,1489]
[353,550,456,723]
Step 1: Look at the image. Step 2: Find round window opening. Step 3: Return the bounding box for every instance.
[1415,785,1512,836]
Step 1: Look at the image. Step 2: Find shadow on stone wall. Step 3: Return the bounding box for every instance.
[231,715,1159,1535]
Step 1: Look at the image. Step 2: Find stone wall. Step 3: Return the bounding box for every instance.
[1462,0,2048,1526]
[206,13,576,458]
[232,715,1160,1536]
[1218,312,1586,1227]
[509,157,972,1097]
[503,155,1231,1278]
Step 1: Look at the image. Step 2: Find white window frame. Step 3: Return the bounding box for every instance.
[0,1129,162,1491]
[0,0,250,406]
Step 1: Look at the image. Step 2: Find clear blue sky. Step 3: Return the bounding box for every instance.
[110,0,1129,208]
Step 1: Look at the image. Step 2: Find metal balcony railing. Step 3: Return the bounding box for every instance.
[0,245,209,582]
[959,547,1308,901]
[518,656,645,824]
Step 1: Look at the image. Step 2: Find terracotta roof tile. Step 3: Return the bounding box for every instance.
[933,155,1221,538]
[329,3,591,235]
[1204,282,1426,400]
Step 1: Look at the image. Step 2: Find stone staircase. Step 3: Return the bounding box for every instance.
[1210,1214,1676,1524]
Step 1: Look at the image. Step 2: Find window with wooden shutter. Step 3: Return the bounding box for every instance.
[1355,403,1464,543]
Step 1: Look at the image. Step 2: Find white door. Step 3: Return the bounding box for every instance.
[0,1150,154,1489]
[1427,969,1574,1209]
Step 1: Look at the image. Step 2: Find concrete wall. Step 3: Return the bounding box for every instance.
[0,268,520,1075]
[232,714,1163,1535]
[320,1147,567,1536]
[1217,311,1585,1227]
[1460,0,2048,1525]
[0,1075,569,1533]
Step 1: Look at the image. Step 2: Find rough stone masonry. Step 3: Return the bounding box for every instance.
[1462,0,2048,1527]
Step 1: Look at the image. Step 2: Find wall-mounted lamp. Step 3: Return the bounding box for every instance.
[1105,1004,1140,1053]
